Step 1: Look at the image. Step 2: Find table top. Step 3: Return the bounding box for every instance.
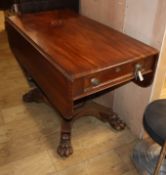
[6,10,158,80]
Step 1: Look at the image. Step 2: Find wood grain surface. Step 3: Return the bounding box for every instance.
[6,10,158,79]
[5,10,159,118]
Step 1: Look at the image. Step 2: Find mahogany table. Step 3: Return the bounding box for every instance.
[5,10,158,157]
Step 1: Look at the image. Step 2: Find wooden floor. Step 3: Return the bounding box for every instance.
[0,11,139,175]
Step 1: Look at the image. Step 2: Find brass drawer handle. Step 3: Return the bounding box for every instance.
[135,63,144,81]
[91,78,100,86]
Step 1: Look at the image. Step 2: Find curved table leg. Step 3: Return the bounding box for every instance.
[74,102,126,131]
[23,88,46,103]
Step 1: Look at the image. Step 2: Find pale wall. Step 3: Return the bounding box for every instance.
[80,0,126,31]
[113,0,166,137]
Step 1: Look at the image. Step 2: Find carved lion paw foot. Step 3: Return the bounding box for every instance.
[100,112,126,131]
[57,133,73,157]
[108,113,126,131]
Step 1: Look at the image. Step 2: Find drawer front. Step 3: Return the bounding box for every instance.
[73,56,156,100]
[84,64,132,92]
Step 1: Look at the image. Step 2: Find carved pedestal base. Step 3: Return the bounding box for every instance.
[57,102,126,157]
[23,88,126,157]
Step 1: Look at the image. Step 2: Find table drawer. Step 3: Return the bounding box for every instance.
[84,64,131,91]
[73,56,156,100]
